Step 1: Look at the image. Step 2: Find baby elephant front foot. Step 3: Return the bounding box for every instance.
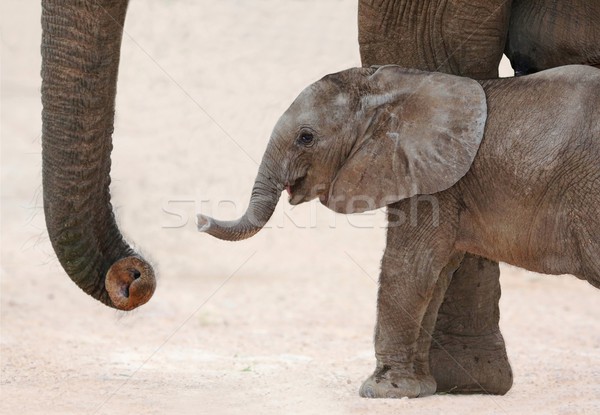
[359,365,436,398]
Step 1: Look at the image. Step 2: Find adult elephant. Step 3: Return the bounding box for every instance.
[358,0,600,395]
[40,0,598,319]
[41,0,155,311]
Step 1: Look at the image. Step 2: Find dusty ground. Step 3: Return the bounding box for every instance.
[1,1,599,414]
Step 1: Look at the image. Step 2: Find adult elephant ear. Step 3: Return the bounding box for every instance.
[326,66,487,214]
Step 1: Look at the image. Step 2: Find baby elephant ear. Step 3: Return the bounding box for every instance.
[327,66,487,214]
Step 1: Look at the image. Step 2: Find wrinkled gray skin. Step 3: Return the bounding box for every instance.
[199,64,600,398]
[358,0,600,79]
[357,0,600,396]
[506,0,600,75]
[41,0,156,310]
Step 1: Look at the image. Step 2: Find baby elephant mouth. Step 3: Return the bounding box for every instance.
[285,176,306,205]
[285,176,329,206]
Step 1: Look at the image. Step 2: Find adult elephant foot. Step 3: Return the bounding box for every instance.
[430,331,512,394]
[430,255,513,394]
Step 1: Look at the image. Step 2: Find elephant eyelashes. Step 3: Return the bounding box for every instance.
[298,132,315,146]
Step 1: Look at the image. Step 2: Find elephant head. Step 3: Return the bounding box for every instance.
[197,66,487,240]
[41,0,155,310]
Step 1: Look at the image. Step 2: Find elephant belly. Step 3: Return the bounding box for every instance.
[454,194,581,277]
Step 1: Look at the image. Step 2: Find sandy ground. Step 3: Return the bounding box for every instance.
[1,1,599,414]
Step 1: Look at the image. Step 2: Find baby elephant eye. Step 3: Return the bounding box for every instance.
[298,132,315,146]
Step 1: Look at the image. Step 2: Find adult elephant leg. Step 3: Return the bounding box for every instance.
[358,0,513,395]
[430,256,512,394]
[41,0,156,310]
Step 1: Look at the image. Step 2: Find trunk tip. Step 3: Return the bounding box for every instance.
[196,214,212,233]
[105,256,156,311]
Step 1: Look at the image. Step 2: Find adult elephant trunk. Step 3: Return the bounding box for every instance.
[197,154,282,241]
[41,0,155,310]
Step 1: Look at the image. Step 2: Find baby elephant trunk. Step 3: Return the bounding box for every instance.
[197,171,281,241]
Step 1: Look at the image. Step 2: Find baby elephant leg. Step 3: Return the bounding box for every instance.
[412,253,465,396]
[360,204,458,399]
[430,255,513,394]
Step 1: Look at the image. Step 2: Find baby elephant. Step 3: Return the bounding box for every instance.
[198,65,600,398]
